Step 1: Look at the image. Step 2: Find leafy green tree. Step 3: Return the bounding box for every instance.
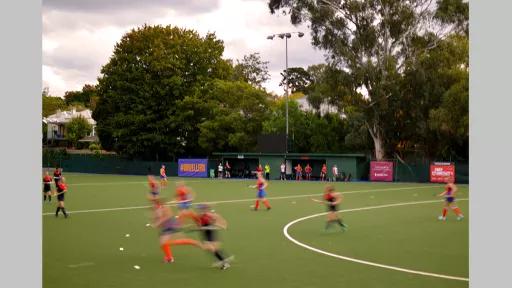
[42,94,67,117]
[197,80,271,153]
[279,67,312,93]
[93,25,232,160]
[269,0,467,160]
[232,53,270,88]
[66,116,92,148]
[64,84,98,107]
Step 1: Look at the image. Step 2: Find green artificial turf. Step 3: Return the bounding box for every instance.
[43,173,468,288]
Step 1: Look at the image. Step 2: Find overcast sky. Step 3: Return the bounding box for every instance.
[42,0,327,97]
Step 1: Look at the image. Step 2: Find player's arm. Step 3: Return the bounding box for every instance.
[262,180,268,189]
[451,184,458,196]
[438,189,447,197]
[334,192,343,205]
[53,188,67,196]
[213,213,228,229]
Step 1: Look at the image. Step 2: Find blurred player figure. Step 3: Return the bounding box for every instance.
[160,165,168,188]
[280,162,286,180]
[256,164,263,177]
[320,164,328,181]
[53,167,62,186]
[191,204,234,270]
[311,185,347,231]
[174,181,196,219]
[295,163,303,181]
[43,170,52,202]
[305,163,312,181]
[54,177,69,218]
[150,198,203,263]
[147,175,160,202]
[437,179,464,221]
[249,172,271,211]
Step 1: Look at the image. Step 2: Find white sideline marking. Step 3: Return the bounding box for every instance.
[42,185,441,216]
[67,178,253,186]
[67,262,95,268]
[283,199,469,282]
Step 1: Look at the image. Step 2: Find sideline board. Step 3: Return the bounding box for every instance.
[178,159,208,177]
[430,162,455,183]
[370,161,394,182]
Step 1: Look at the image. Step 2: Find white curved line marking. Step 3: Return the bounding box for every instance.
[283,199,469,282]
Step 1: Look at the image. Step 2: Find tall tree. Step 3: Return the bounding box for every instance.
[269,0,467,160]
[232,52,271,88]
[197,80,271,153]
[279,67,312,93]
[64,84,98,108]
[42,93,66,117]
[93,25,232,160]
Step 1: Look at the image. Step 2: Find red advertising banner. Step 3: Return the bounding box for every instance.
[370,161,394,182]
[430,162,455,183]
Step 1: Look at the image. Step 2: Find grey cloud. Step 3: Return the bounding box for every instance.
[43,0,220,14]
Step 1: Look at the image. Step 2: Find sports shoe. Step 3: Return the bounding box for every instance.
[164,257,174,263]
[457,215,464,221]
[220,262,231,270]
[438,216,446,221]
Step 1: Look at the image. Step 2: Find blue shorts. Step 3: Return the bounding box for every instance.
[257,189,266,199]
[445,197,455,203]
[150,191,159,197]
[160,218,180,235]
[178,201,192,210]
[160,175,167,179]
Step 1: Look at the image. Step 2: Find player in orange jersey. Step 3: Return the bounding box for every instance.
[438,179,464,221]
[150,198,203,263]
[249,172,271,211]
[160,165,168,188]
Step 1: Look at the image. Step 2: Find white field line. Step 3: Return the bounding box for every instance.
[42,185,442,216]
[283,199,469,282]
[66,178,254,186]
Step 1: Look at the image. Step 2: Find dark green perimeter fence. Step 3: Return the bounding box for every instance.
[42,149,468,184]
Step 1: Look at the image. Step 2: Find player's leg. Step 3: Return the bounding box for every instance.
[439,202,448,220]
[159,234,174,262]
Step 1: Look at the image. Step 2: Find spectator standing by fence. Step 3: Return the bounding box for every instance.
[264,163,271,180]
[332,165,338,182]
[280,162,286,180]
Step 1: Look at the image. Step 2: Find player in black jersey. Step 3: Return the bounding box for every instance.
[312,185,347,231]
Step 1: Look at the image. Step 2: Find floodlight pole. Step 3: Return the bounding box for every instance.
[267,32,304,154]
[285,36,289,153]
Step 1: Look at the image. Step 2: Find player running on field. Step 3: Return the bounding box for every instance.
[438,180,464,221]
[249,172,271,211]
[54,177,69,218]
[150,198,203,263]
[147,175,160,202]
[160,165,168,188]
[190,204,234,270]
[53,167,62,186]
[311,185,347,231]
[171,181,196,220]
[43,171,52,202]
